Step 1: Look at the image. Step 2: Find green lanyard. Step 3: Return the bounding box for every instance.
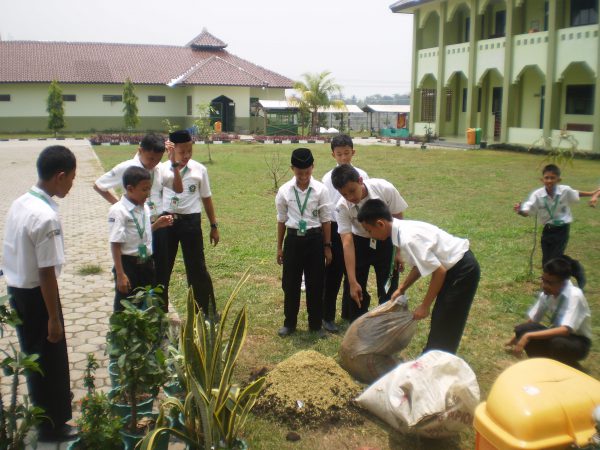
[543,193,561,222]
[180,166,189,177]
[129,208,146,241]
[293,187,312,217]
[28,189,52,207]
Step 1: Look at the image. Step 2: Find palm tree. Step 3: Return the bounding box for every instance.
[290,71,345,136]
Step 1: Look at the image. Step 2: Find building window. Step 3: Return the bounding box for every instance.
[103,95,122,102]
[62,95,76,102]
[565,85,594,115]
[445,89,453,121]
[571,0,598,26]
[420,89,436,122]
[464,16,470,42]
[462,88,468,113]
[186,96,192,115]
[477,88,482,112]
[148,95,166,103]
[494,10,506,37]
[0,95,10,102]
[250,97,259,116]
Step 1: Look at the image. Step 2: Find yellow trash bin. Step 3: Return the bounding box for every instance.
[474,358,600,450]
[467,128,476,145]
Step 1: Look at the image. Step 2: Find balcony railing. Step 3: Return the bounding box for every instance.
[512,31,549,81]
[417,47,439,85]
[476,37,505,82]
[444,42,470,84]
[556,24,598,81]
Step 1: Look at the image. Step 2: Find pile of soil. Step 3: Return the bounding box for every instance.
[254,350,363,428]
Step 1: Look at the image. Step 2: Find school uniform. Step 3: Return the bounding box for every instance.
[520,185,579,264]
[159,159,213,313]
[108,196,154,311]
[321,166,368,322]
[2,186,72,431]
[96,154,176,307]
[514,280,591,366]
[336,178,408,322]
[391,218,480,354]
[276,177,332,331]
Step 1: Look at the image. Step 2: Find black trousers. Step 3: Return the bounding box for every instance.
[161,213,213,314]
[282,229,324,330]
[322,222,347,322]
[541,223,570,265]
[113,255,156,312]
[343,234,398,322]
[423,250,480,354]
[8,286,72,430]
[514,322,591,366]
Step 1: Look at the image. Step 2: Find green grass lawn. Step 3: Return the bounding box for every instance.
[94,143,600,450]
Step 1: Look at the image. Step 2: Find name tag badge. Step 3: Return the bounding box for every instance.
[170,196,179,208]
[147,201,157,216]
[298,219,307,236]
[137,244,148,263]
[370,238,377,250]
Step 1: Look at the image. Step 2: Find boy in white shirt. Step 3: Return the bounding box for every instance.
[159,130,219,314]
[357,199,480,355]
[108,166,172,311]
[2,146,78,442]
[321,134,369,331]
[332,164,407,322]
[276,148,332,337]
[506,257,591,368]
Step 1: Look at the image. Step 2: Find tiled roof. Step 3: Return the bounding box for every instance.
[0,33,293,88]
[186,29,227,49]
[389,0,434,13]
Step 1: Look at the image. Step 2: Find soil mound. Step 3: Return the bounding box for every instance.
[254,350,363,428]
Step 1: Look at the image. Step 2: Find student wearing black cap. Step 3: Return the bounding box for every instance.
[275,148,332,337]
[158,130,219,314]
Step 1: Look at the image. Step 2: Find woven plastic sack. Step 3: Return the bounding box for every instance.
[355,350,480,438]
[339,296,417,383]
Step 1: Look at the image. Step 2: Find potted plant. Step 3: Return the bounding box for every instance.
[139,271,266,450]
[68,354,123,450]
[0,294,45,450]
[106,293,169,447]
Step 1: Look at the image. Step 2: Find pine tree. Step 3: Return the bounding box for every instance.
[46,80,65,137]
[123,78,139,132]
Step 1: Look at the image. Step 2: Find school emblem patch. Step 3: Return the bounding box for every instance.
[188,185,197,193]
[312,209,318,217]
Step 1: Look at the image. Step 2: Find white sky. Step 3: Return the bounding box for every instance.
[0,0,414,99]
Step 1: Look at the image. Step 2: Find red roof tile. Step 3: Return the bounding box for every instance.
[186,29,228,49]
[0,33,293,88]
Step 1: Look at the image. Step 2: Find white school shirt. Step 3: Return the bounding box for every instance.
[275,177,332,229]
[528,280,592,339]
[520,185,579,226]
[336,178,408,238]
[160,159,211,214]
[322,165,368,222]
[391,218,469,277]
[2,186,64,288]
[108,196,153,256]
[95,154,175,219]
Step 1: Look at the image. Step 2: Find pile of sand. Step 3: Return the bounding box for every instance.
[254,350,363,428]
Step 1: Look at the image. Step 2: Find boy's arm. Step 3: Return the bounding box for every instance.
[322,221,332,266]
[589,188,600,207]
[512,325,570,354]
[111,242,130,294]
[340,232,362,306]
[514,202,529,216]
[201,196,219,246]
[38,266,63,343]
[94,184,118,204]
[413,266,447,320]
[166,142,184,194]
[276,222,286,265]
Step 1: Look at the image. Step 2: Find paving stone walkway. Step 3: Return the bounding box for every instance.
[0,139,120,449]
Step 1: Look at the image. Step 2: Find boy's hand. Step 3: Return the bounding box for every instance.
[166,140,177,164]
[324,247,332,266]
[413,302,430,320]
[116,273,131,294]
[154,215,173,230]
[209,227,219,246]
[512,334,529,355]
[350,281,363,307]
[590,197,598,208]
[394,253,404,273]
[276,248,283,265]
[47,317,64,343]
[513,202,522,213]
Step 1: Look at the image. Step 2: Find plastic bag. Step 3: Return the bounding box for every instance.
[355,350,480,437]
[339,296,417,383]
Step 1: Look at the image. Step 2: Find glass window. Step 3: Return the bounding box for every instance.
[0,94,10,101]
[565,85,594,115]
[102,95,122,102]
[186,96,192,115]
[420,89,436,122]
[148,95,166,103]
[571,0,598,26]
[62,94,76,102]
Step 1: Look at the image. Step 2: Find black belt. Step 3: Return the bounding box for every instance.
[165,213,201,220]
[122,254,154,265]
[544,222,568,229]
[287,227,322,237]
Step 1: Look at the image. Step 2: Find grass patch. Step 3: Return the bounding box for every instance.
[77,264,103,276]
[93,143,600,450]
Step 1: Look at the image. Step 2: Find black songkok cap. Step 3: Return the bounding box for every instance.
[169,130,192,144]
[291,148,314,169]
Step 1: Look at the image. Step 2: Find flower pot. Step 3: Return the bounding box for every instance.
[163,380,185,398]
[108,361,120,387]
[120,413,168,450]
[108,387,154,418]
[66,438,81,450]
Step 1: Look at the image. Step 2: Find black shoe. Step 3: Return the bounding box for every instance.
[38,424,79,443]
[277,326,295,337]
[322,320,339,333]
